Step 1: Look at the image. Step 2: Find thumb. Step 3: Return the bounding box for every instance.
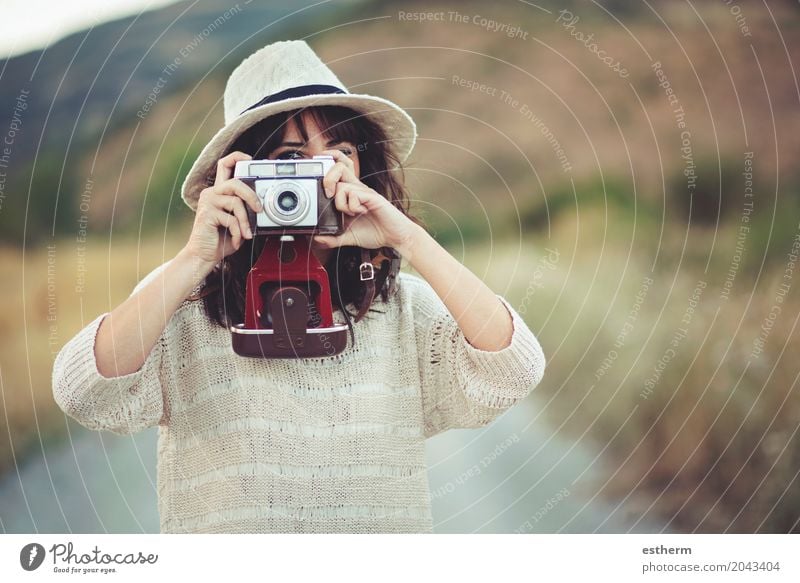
[313,234,345,248]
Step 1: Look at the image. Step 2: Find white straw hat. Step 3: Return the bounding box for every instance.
[180,39,417,211]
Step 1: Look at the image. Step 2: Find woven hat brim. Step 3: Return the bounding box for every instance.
[180,92,417,211]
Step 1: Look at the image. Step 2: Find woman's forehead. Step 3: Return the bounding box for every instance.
[283,111,321,141]
[282,109,351,145]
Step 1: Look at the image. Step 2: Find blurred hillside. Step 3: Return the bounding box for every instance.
[0,0,350,242]
[1,0,799,246]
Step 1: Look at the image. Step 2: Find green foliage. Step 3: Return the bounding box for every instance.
[132,139,200,233]
[663,156,800,275]
[425,211,488,247]
[425,173,659,248]
[667,154,744,226]
[744,181,800,273]
[522,174,650,230]
[0,151,78,245]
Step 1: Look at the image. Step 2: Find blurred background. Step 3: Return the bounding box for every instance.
[1,0,799,534]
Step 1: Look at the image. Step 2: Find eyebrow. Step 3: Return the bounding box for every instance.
[274,139,348,148]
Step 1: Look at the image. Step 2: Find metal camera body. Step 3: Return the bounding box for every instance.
[229,154,349,359]
[234,155,342,235]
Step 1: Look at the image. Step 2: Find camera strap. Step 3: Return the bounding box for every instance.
[354,248,394,322]
[355,248,377,323]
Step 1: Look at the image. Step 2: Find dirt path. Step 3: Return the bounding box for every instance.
[426,399,666,533]
[1,400,666,533]
[0,422,159,533]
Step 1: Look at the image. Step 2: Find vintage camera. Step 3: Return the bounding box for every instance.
[234,155,342,235]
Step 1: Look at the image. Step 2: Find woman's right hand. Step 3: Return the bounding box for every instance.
[182,151,263,271]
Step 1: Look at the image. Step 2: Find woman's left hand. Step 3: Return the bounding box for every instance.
[312,149,419,255]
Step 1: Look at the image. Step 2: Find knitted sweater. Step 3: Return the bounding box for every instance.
[52,264,546,533]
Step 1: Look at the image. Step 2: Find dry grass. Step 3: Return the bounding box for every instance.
[459,203,800,533]
[0,232,187,474]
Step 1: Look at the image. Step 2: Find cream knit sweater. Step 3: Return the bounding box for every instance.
[52,264,546,533]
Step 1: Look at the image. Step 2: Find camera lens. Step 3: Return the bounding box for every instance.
[264,181,310,226]
[276,190,299,213]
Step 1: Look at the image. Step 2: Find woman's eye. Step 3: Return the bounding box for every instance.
[338,146,354,157]
[276,150,304,160]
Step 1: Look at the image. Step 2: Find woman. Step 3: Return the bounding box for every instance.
[52,40,546,533]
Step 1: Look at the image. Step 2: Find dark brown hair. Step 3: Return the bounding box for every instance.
[191,105,422,344]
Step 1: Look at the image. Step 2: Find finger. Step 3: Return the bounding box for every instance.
[346,187,369,215]
[334,182,356,216]
[321,148,356,171]
[313,234,338,248]
[215,178,263,214]
[212,209,242,250]
[214,151,252,187]
[313,233,352,249]
[211,193,251,239]
[209,193,252,239]
[323,164,344,198]
[323,162,358,198]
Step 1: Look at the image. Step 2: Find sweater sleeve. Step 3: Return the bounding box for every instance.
[51,263,172,435]
[406,274,546,439]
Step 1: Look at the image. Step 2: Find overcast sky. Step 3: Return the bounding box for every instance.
[0,0,182,58]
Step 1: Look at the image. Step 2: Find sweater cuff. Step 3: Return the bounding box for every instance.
[456,295,546,408]
[52,312,165,430]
